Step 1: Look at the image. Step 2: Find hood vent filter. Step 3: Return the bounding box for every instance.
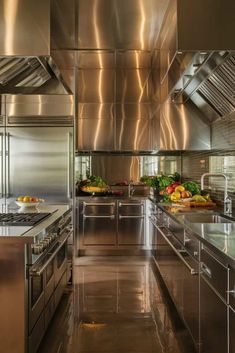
[0,57,51,88]
[197,55,235,117]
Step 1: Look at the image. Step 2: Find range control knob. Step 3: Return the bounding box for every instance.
[32,243,43,255]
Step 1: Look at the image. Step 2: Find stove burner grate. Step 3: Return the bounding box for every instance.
[0,213,51,226]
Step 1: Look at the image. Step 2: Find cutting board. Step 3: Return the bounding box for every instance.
[177,201,216,207]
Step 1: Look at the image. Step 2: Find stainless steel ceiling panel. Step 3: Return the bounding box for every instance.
[0,0,50,55]
[77,69,114,103]
[160,101,211,150]
[115,104,152,120]
[78,103,114,119]
[77,118,114,151]
[116,119,151,151]
[77,51,115,69]
[116,69,150,103]
[51,0,76,50]
[116,51,151,68]
[77,0,165,50]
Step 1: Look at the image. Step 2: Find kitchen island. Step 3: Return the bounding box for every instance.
[0,205,73,353]
[149,201,235,353]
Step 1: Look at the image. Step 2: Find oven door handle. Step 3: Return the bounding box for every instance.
[30,230,72,277]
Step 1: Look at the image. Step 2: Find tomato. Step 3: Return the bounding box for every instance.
[166,186,174,194]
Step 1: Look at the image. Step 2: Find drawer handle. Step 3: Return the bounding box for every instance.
[119,203,144,207]
[84,215,115,219]
[201,262,212,278]
[84,202,115,207]
[119,215,144,219]
[157,226,198,276]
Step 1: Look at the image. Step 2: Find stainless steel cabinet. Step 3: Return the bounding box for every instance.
[230,307,235,353]
[81,201,116,246]
[118,200,145,246]
[154,224,199,347]
[200,277,227,353]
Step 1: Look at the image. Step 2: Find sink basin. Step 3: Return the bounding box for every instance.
[180,213,234,224]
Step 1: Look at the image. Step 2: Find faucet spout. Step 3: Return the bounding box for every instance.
[200,173,232,215]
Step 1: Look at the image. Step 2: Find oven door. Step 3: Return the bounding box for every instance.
[55,235,69,287]
[28,249,56,333]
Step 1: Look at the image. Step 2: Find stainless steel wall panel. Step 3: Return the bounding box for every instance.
[77,70,114,103]
[116,119,152,151]
[5,95,74,117]
[51,0,76,50]
[77,118,114,151]
[77,51,115,69]
[115,104,152,120]
[78,103,114,119]
[116,69,150,103]
[211,111,235,150]
[91,155,140,184]
[0,0,50,55]
[152,114,160,151]
[160,101,211,150]
[116,51,151,69]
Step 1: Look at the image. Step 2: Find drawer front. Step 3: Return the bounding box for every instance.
[118,201,145,216]
[167,217,184,244]
[45,294,55,330]
[201,247,228,301]
[184,230,200,261]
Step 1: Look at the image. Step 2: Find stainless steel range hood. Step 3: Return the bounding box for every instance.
[160,0,235,122]
[0,0,71,94]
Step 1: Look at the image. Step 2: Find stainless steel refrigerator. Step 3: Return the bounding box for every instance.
[0,95,74,207]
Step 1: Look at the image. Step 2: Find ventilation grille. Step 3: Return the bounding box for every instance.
[197,55,235,117]
[7,116,74,126]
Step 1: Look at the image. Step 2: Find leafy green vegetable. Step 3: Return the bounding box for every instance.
[88,175,107,187]
[158,175,174,190]
[140,176,159,188]
[182,181,200,195]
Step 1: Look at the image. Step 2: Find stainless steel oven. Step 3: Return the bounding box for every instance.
[28,211,73,353]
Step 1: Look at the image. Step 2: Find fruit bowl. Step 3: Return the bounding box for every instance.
[15,199,44,209]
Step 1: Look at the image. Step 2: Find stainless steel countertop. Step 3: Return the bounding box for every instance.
[157,203,235,267]
[0,204,71,243]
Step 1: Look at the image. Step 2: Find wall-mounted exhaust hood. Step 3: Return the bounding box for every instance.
[0,0,71,94]
[159,0,235,122]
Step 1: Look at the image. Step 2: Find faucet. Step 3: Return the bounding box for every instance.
[128,181,135,197]
[201,173,232,215]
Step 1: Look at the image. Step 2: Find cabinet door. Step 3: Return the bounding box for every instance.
[230,307,235,353]
[118,216,145,245]
[83,217,117,246]
[200,277,227,353]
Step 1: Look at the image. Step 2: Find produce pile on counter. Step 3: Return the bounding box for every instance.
[141,173,214,205]
[79,175,109,193]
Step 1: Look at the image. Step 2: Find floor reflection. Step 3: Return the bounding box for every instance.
[38,257,195,353]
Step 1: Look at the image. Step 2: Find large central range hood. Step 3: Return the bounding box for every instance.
[0,0,70,94]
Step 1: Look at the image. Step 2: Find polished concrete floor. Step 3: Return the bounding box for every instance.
[38,257,196,353]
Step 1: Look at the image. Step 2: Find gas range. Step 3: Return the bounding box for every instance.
[0,212,51,226]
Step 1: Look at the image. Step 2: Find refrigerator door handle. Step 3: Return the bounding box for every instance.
[5,132,10,198]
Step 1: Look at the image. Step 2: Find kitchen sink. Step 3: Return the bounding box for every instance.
[180,213,234,224]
